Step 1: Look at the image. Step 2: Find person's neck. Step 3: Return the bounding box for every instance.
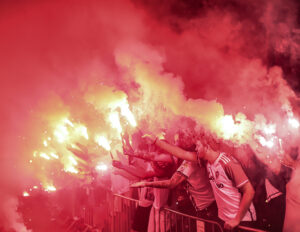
[206,150,219,164]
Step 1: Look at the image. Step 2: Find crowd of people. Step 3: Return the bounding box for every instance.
[108,123,300,232]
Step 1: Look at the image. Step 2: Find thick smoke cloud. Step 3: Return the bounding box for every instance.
[0,0,299,230]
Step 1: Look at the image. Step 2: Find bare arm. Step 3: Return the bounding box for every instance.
[131,172,186,189]
[224,181,255,230]
[112,160,155,179]
[155,139,197,162]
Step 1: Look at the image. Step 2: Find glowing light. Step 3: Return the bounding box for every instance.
[23,191,30,197]
[289,118,299,129]
[109,112,123,133]
[64,118,74,127]
[120,104,137,127]
[218,115,241,140]
[64,166,79,174]
[76,125,89,139]
[50,152,59,159]
[69,156,78,165]
[43,140,48,147]
[33,186,38,189]
[29,160,33,163]
[95,135,111,151]
[45,185,56,192]
[33,151,38,157]
[96,163,108,171]
[263,124,276,135]
[54,125,69,143]
[258,136,274,148]
[40,152,50,160]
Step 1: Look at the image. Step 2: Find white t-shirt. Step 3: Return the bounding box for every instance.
[177,160,215,210]
[206,153,256,222]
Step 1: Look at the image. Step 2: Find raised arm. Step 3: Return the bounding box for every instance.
[112,160,155,179]
[154,138,197,162]
[131,171,186,189]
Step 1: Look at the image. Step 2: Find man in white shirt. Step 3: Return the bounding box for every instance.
[143,133,256,230]
[132,160,217,219]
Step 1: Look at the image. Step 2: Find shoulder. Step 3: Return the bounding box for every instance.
[219,153,240,167]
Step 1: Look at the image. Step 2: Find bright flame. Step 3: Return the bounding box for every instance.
[23,191,30,197]
[75,125,89,139]
[64,166,79,174]
[95,135,111,151]
[45,185,56,192]
[258,136,274,148]
[289,118,300,129]
[40,152,50,160]
[218,115,236,139]
[69,156,78,165]
[54,124,69,143]
[64,118,74,127]
[50,152,59,159]
[216,114,249,142]
[96,163,108,171]
[109,112,123,133]
[120,104,137,127]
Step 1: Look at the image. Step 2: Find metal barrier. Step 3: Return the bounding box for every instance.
[107,194,267,232]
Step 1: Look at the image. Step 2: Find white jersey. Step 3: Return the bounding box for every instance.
[177,160,215,210]
[206,153,256,222]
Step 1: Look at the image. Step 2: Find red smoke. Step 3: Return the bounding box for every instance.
[0,0,299,230]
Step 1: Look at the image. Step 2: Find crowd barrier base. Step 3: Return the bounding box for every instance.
[79,193,268,232]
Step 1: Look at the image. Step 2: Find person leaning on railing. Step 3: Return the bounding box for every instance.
[140,133,257,231]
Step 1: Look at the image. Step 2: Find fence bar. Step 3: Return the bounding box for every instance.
[79,193,267,232]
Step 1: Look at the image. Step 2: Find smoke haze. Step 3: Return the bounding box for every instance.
[0,0,299,230]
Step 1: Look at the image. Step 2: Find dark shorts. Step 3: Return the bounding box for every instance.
[132,205,152,232]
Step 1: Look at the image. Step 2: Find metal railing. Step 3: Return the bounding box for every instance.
[105,194,267,232]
